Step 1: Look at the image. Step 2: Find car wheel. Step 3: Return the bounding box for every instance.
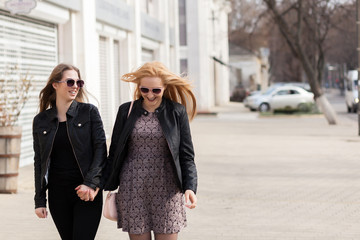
[347,105,352,113]
[259,103,270,112]
[353,104,358,113]
[298,103,309,112]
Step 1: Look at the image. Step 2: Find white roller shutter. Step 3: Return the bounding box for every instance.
[113,40,121,111]
[99,36,112,136]
[141,48,154,64]
[0,10,58,166]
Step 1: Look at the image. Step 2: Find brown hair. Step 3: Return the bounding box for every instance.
[39,63,88,112]
[121,61,197,120]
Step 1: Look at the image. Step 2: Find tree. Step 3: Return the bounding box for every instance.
[261,0,355,124]
[268,27,303,83]
[324,2,357,70]
[228,0,269,54]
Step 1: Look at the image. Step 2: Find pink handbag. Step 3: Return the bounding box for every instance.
[103,101,133,221]
[103,191,117,221]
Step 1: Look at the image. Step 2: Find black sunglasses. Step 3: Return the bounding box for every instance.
[57,79,85,88]
[140,87,163,94]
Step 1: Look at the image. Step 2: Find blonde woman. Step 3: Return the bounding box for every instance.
[103,62,198,240]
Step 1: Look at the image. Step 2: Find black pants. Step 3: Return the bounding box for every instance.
[48,184,103,240]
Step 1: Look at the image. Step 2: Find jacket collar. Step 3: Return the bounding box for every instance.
[136,97,166,114]
[45,100,78,121]
[67,100,78,117]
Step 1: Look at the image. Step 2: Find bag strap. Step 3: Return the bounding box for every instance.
[108,101,133,194]
[127,101,134,118]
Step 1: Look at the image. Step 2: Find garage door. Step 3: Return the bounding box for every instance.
[0,10,58,166]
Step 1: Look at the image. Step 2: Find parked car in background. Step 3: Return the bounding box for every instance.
[243,90,261,108]
[344,70,358,113]
[244,82,311,111]
[287,82,311,92]
[245,84,284,111]
[246,85,314,112]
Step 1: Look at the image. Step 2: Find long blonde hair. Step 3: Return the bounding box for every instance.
[39,63,88,112]
[121,61,197,120]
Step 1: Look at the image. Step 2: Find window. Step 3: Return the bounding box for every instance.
[141,0,157,18]
[180,59,188,75]
[142,48,154,63]
[178,0,187,46]
[276,90,291,96]
[289,90,299,95]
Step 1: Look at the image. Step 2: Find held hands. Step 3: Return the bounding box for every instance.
[184,189,197,209]
[35,207,48,218]
[75,184,99,201]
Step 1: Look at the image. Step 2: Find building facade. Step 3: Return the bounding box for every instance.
[229,44,270,93]
[0,0,179,166]
[179,0,231,112]
[0,0,231,166]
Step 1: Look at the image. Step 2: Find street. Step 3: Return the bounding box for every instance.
[1,89,360,240]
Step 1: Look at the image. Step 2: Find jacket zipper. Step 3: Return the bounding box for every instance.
[66,121,85,179]
[42,121,59,188]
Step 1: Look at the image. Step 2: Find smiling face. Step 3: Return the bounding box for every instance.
[139,76,165,112]
[52,70,81,103]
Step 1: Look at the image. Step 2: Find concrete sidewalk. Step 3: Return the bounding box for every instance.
[1,101,360,239]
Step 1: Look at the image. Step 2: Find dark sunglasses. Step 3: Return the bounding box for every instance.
[57,79,85,88]
[140,87,163,94]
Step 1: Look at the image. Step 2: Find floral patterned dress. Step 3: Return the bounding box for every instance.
[115,112,186,234]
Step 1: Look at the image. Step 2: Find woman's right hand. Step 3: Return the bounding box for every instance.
[35,207,48,218]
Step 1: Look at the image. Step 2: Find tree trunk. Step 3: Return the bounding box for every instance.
[315,95,338,125]
[297,46,338,125]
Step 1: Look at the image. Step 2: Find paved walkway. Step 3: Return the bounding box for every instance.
[1,99,360,239]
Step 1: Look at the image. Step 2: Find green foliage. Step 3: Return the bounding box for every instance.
[260,102,320,116]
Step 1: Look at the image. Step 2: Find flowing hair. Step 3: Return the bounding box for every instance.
[121,61,197,120]
[39,63,88,112]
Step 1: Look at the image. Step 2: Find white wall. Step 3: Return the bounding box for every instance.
[0,0,180,165]
[183,0,230,112]
[229,55,262,91]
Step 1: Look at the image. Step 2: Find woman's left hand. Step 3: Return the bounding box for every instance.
[184,190,197,209]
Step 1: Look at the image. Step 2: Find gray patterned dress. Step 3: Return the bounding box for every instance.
[115,112,187,234]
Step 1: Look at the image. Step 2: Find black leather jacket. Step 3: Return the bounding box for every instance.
[102,98,198,194]
[33,101,107,208]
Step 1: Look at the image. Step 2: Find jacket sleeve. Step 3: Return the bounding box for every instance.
[33,119,47,208]
[83,105,107,189]
[178,107,198,194]
[100,103,128,189]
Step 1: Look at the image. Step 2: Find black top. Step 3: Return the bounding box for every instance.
[49,121,82,185]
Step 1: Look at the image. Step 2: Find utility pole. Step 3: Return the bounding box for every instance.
[357,0,360,135]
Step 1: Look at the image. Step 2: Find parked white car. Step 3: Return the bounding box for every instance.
[246,85,281,111]
[243,90,261,108]
[248,85,314,112]
[344,70,358,113]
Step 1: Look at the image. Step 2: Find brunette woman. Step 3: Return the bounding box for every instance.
[33,63,107,240]
[103,61,198,240]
